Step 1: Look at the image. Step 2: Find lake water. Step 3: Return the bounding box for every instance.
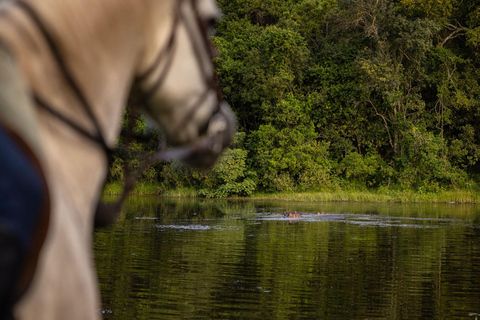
[94,197,480,319]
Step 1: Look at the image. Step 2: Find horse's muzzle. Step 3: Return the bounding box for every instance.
[183,101,236,168]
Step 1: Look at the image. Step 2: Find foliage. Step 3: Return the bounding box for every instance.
[109,0,480,197]
[247,94,333,191]
[198,148,257,198]
[158,133,257,198]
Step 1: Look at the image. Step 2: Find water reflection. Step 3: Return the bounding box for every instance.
[94,197,480,319]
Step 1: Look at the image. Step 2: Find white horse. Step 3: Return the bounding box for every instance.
[0,0,234,318]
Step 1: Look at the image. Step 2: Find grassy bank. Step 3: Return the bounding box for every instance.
[250,190,480,203]
[103,182,480,204]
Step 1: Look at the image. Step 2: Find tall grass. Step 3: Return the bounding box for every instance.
[103,182,480,203]
[103,182,162,196]
[249,190,480,203]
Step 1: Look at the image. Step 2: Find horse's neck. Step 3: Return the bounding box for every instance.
[26,0,147,145]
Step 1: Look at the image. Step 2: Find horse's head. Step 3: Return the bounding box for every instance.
[135,0,235,167]
[0,0,236,318]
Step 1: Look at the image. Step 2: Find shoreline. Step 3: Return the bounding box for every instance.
[103,182,480,204]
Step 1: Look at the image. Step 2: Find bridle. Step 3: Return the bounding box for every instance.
[13,0,233,226]
[136,0,224,143]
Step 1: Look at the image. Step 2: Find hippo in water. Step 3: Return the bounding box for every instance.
[282,211,324,218]
[283,211,303,218]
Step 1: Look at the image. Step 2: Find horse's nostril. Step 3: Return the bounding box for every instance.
[182,101,235,168]
[198,119,209,136]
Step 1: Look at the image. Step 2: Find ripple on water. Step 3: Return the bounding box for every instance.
[156,224,213,231]
[154,224,241,232]
[258,212,469,229]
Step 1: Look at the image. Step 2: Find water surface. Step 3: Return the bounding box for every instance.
[94,198,480,319]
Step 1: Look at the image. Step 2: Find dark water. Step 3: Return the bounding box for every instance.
[94,197,480,319]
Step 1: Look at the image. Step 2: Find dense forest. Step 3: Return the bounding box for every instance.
[111,0,480,197]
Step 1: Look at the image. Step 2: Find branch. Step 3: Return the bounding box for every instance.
[368,99,395,152]
[440,23,466,46]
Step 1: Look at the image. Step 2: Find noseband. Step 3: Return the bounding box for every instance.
[14,0,233,226]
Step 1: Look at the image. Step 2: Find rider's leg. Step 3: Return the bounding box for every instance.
[0,125,45,319]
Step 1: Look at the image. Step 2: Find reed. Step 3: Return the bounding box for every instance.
[103,182,161,196]
[103,182,480,203]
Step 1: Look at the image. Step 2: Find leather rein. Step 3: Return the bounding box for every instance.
[14,0,228,226]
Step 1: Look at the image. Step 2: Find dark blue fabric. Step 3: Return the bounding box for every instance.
[0,125,44,249]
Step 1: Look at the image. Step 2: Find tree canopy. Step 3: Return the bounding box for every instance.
[114,0,480,197]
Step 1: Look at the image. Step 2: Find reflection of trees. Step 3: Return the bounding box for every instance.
[94,198,480,319]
